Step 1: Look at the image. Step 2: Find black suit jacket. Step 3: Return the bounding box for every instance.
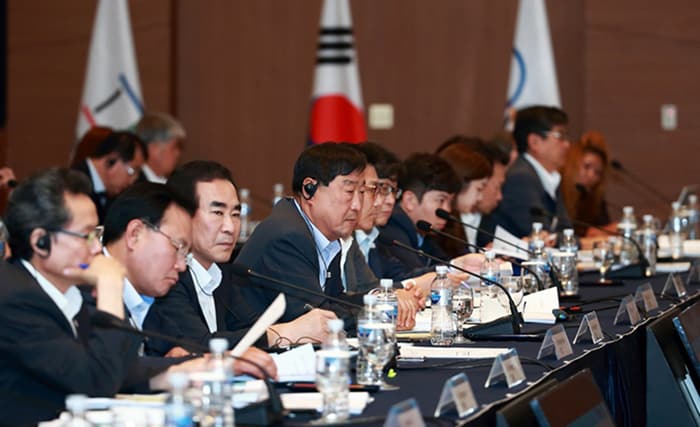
[0,260,142,426]
[481,156,572,239]
[72,160,113,224]
[376,205,445,279]
[146,264,265,354]
[234,198,360,324]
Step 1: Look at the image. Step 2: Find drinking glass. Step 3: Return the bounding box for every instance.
[592,240,615,282]
[452,281,474,344]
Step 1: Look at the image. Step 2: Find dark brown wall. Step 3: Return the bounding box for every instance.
[4,0,698,220]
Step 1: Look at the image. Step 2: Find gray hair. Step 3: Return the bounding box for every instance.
[134,111,186,145]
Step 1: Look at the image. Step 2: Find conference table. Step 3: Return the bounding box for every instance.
[335,265,699,427]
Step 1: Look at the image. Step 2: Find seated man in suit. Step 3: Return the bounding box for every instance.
[235,143,367,328]
[103,182,276,377]
[377,153,483,282]
[0,168,140,425]
[72,130,146,223]
[482,106,573,239]
[150,161,336,348]
[134,111,186,184]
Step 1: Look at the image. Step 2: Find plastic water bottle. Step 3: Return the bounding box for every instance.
[531,239,553,289]
[559,228,578,256]
[687,195,699,240]
[617,206,639,265]
[480,250,500,298]
[64,394,92,427]
[528,222,544,253]
[669,201,685,259]
[640,214,658,277]
[202,338,234,427]
[316,319,350,422]
[239,188,251,241]
[430,265,456,346]
[375,278,398,324]
[165,372,194,427]
[272,183,284,206]
[356,294,377,385]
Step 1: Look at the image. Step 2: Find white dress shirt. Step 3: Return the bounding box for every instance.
[86,158,106,193]
[339,236,354,292]
[523,153,561,200]
[21,260,83,338]
[461,212,481,249]
[141,164,167,184]
[188,257,222,333]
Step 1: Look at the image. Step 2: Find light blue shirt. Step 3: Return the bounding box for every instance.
[103,247,153,330]
[293,200,341,290]
[355,227,379,262]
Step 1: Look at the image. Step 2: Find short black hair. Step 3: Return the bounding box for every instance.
[92,130,147,162]
[6,168,92,260]
[399,153,462,201]
[167,161,237,210]
[354,142,403,181]
[102,182,197,245]
[436,135,510,167]
[512,106,568,154]
[292,143,366,194]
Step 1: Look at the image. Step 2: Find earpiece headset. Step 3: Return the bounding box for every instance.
[36,233,51,252]
[303,181,318,199]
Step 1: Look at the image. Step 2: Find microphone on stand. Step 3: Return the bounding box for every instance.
[610,159,670,204]
[91,310,285,425]
[376,235,524,335]
[416,219,546,291]
[435,208,563,293]
[529,207,650,279]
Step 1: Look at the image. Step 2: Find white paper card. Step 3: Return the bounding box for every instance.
[573,311,605,345]
[634,282,658,313]
[231,293,286,357]
[687,261,700,285]
[521,287,559,324]
[493,226,530,260]
[270,343,316,382]
[280,392,370,415]
[614,295,642,326]
[433,373,478,418]
[537,324,573,360]
[661,273,688,300]
[485,348,526,388]
[398,345,509,359]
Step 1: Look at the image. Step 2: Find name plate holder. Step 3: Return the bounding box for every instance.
[384,398,426,427]
[686,260,700,285]
[434,373,478,418]
[613,295,642,326]
[634,282,659,317]
[484,348,526,388]
[573,311,605,345]
[661,273,688,300]
[537,324,573,360]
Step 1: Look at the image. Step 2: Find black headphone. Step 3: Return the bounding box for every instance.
[36,233,51,252]
[303,181,318,199]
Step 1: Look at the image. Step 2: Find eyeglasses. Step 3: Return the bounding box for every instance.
[364,183,381,198]
[542,129,569,142]
[57,226,104,246]
[140,218,189,260]
[377,182,400,196]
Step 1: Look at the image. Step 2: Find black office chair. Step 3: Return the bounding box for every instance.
[495,378,558,427]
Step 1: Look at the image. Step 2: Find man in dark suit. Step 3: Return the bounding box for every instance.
[377,153,484,281]
[481,106,573,239]
[235,143,366,328]
[72,130,146,223]
[0,168,140,425]
[134,111,185,184]
[149,161,333,350]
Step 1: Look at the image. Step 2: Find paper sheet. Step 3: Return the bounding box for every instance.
[398,344,509,359]
[493,226,530,260]
[657,262,692,273]
[280,392,372,415]
[269,343,317,382]
[231,293,286,357]
[521,287,558,324]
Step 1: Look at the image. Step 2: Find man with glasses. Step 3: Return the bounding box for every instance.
[235,143,366,330]
[73,130,146,223]
[0,168,140,425]
[482,105,573,239]
[102,182,277,377]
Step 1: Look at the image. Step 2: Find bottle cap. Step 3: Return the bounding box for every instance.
[672,201,681,210]
[623,206,634,215]
[435,265,449,275]
[532,222,543,232]
[643,214,653,223]
[65,394,88,413]
[363,294,377,305]
[273,183,283,193]
[240,188,251,198]
[690,194,697,203]
[485,250,496,259]
[380,278,393,289]
[168,372,190,390]
[563,228,574,237]
[328,318,344,332]
[209,338,229,353]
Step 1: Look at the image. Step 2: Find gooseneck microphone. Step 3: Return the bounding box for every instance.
[529,206,650,279]
[610,159,670,204]
[229,264,363,310]
[418,219,545,291]
[435,208,562,292]
[376,235,523,335]
[92,310,285,424]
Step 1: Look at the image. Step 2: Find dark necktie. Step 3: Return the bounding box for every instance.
[73,305,91,345]
[324,253,343,297]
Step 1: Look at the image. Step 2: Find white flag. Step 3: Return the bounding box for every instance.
[506,0,560,112]
[76,0,143,140]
